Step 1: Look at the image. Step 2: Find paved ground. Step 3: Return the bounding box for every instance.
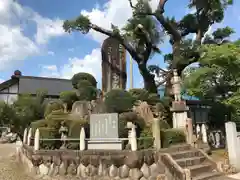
[0,143,239,180]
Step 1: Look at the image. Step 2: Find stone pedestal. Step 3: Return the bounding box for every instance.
[87,140,123,150]
[225,122,240,171]
[170,101,189,129]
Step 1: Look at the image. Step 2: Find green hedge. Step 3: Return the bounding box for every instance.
[38,127,59,149]
[138,127,154,149]
[161,128,186,148]
[104,89,136,113]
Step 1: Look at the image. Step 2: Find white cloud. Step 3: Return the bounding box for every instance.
[40,0,160,83]
[68,48,74,52]
[0,79,4,83]
[0,25,39,70]
[0,0,65,70]
[81,0,158,43]
[40,48,102,85]
[47,51,55,56]
[33,14,65,45]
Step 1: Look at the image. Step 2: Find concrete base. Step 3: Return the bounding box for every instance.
[87,140,123,150]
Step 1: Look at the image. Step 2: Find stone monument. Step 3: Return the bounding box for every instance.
[170,69,189,128]
[87,113,123,150]
[101,37,127,93]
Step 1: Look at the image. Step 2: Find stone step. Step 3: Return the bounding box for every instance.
[188,163,214,177]
[175,156,206,167]
[166,144,191,153]
[170,150,202,160]
[192,171,222,180]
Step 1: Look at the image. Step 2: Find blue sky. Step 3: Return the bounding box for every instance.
[0,0,239,89]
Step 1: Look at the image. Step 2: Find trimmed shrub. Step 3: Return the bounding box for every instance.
[44,100,64,118]
[161,128,186,148]
[159,119,170,130]
[31,119,48,134]
[118,112,146,146]
[77,86,97,101]
[59,91,78,110]
[147,93,161,105]
[104,89,136,113]
[138,127,154,149]
[38,127,60,149]
[129,88,149,101]
[72,72,97,88]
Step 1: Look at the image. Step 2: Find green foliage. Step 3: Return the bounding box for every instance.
[138,127,154,149]
[118,112,146,143]
[104,89,136,113]
[77,85,97,101]
[38,127,60,149]
[71,72,97,88]
[31,111,88,149]
[63,15,91,34]
[31,119,48,134]
[44,100,64,118]
[212,26,235,40]
[59,90,78,110]
[159,120,170,130]
[0,101,17,126]
[161,129,186,148]
[184,41,240,100]
[128,88,149,101]
[147,93,160,105]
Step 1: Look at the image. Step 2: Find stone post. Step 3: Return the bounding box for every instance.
[225,122,240,171]
[196,124,200,138]
[27,128,32,146]
[34,128,40,151]
[23,128,28,144]
[201,124,207,143]
[152,118,161,150]
[186,118,193,145]
[130,127,137,151]
[79,127,86,151]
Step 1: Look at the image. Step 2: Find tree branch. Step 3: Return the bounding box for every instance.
[90,23,142,62]
[154,0,181,41]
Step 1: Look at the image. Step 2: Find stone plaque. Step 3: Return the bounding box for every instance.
[90,113,118,140]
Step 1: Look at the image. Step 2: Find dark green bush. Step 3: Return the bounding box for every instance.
[118,112,146,144]
[38,127,60,149]
[161,128,186,148]
[31,119,48,134]
[77,80,92,88]
[72,72,97,88]
[128,88,149,101]
[138,127,154,149]
[147,93,161,105]
[44,100,64,118]
[59,91,78,110]
[77,85,97,101]
[104,89,136,113]
[159,119,170,130]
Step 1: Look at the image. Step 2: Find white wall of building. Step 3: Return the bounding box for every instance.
[0,83,19,104]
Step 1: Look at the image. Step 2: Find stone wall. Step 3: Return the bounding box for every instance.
[19,144,167,179]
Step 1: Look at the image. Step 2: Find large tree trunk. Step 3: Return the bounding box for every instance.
[138,63,158,94]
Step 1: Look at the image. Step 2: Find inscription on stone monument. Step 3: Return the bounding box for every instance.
[90,113,118,140]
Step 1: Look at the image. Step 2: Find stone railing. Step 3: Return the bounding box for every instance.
[19,144,166,179]
[162,153,188,180]
[23,125,155,151]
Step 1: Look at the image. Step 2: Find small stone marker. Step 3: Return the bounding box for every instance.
[88,113,123,150]
[90,113,118,140]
